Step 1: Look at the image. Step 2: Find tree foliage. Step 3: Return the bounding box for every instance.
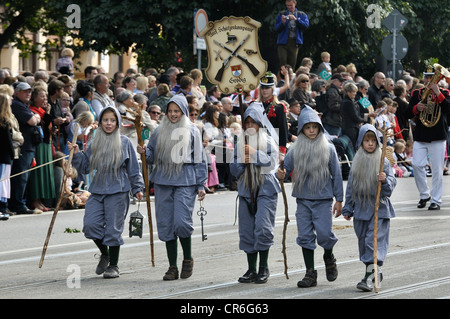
[401,1,450,73]
[1,0,448,79]
[0,0,68,59]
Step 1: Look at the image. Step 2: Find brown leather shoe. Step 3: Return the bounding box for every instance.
[180,259,194,279]
[324,256,338,281]
[163,266,179,280]
[297,269,317,288]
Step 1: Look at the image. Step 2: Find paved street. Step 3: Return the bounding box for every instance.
[1,175,450,305]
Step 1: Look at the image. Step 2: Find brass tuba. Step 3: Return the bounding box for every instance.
[419,63,450,127]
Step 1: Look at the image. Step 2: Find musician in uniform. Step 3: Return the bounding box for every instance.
[406,65,450,210]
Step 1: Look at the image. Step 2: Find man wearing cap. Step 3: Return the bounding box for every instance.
[406,66,450,211]
[321,73,345,137]
[422,67,435,86]
[287,98,301,141]
[9,82,42,214]
[275,0,309,70]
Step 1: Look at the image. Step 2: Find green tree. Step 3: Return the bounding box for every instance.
[2,0,448,79]
[0,0,68,60]
[402,1,450,74]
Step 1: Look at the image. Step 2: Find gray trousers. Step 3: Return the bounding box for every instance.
[154,184,197,242]
[295,199,338,251]
[83,192,130,246]
[238,194,277,254]
[353,217,390,266]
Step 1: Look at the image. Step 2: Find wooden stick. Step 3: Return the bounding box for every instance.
[373,126,390,292]
[279,160,290,279]
[39,123,79,268]
[123,105,155,267]
[238,94,254,210]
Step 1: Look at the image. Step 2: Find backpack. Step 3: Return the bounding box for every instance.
[315,93,328,116]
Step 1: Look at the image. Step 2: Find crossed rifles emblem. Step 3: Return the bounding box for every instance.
[213,34,260,82]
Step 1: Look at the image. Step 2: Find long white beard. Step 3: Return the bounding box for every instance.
[89,127,122,182]
[155,115,192,178]
[292,132,330,192]
[350,146,382,207]
[236,128,270,191]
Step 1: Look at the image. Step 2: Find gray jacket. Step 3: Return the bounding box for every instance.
[230,104,281,198]
[145,94,208,189]
[72,107,144,196]
[342,124,397,220]
[285,106,343,201]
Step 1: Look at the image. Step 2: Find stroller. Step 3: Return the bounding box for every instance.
[332,135,354,180]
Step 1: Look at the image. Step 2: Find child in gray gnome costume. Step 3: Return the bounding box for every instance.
[138,94,208,281]
[69,106,144,279]
[342,124,396,292]
[230,102,280,284]
[277,105,343,288]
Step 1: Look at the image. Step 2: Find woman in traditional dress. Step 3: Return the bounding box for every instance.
[28,86,55,212]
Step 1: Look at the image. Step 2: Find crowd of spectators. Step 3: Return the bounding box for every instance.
[0,47,449,221]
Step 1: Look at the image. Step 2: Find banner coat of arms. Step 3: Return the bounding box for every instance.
[200,16,268,94]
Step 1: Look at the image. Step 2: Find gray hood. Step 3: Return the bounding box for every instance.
[356,124,381,148]
[168,94,189,117]
[98,106,122,127]
[244,103,265,127]
[297,105,324,135]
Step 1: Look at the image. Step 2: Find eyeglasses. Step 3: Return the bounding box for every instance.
[151,111,161,115]
[301,80,309,83]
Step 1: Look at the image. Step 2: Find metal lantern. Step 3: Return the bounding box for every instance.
[129,210,144,238]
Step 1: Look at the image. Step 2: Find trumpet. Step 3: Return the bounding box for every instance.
[419,63,450,127]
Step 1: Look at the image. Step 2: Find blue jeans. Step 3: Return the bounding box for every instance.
[8,150,35,212]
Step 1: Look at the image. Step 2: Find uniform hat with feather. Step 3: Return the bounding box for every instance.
[423,65,435,78]
[259,72,276,87]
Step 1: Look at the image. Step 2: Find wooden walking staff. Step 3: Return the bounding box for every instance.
[279,159,290,279]
[39,123,79,268]
[237,91,255,213]
[122,105,155,267]
[373,126,391,292]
